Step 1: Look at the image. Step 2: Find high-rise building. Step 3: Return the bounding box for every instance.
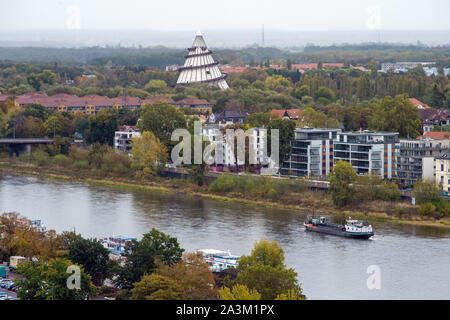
[177,31,229,90]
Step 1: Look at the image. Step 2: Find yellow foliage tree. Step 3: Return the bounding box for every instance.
[218,284,261,300]
[131,131,167,178]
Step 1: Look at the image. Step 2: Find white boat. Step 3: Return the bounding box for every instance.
[198,249,240,273]
[100,236,136,256]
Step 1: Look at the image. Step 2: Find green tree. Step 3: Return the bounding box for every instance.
[144,79,167,93]
[66,234,112,286]
[329,160,358,206]
[265,75,290,92]
[114,229,184,290]
[413,180,441,205]
[86,108,118,145]
[235,238,303,300]
[43,115,63,137]
[267,118,296,168]
[138,101,186,149]
[370,94,421,138]
[15,258,97,300]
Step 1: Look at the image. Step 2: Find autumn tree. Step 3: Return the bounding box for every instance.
[234,238,303,300]
[155,252,217,300]
[329,160,358,207]
[131,274,183,300]
[131,131,168,178]
[219,284,262,300]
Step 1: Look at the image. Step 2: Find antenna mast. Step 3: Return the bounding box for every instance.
[262,24,265,47]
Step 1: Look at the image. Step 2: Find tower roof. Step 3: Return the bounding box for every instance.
[177,31,229,90]
[192,31,207,48]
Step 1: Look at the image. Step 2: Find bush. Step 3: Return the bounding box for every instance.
[69,146,89,162]
[419,202,436,216]
[208,174,307,200]
[100,149,132,177]
[394,206,405,217]
[53,154,72,168]
[72,160,89,169]
[31,149,51,166]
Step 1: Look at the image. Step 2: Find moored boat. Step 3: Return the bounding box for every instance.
[304,216,374,239]
[198,249,240,272]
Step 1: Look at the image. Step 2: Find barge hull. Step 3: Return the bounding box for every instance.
[304,225,373,239]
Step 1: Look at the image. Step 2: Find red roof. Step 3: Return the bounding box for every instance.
[0,94,10,102]
[140,96,175,105]
[175,97,211,106]
[270,109,301,120]
[409,98,432,110]
[423,131,450,140]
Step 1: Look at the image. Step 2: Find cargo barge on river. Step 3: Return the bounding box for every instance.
[304,216,374,239]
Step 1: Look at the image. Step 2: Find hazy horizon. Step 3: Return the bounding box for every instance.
[1,0,449,48]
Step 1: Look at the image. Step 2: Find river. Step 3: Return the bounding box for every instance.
[1,173,449,300]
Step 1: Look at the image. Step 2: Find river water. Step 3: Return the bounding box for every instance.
[1,173,449,300]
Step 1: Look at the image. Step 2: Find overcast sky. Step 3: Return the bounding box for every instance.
[1,0,449,31]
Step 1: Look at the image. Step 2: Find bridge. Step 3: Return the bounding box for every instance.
[0,138,54,155]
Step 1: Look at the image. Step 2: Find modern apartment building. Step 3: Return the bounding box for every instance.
[333,131,399,179]
[281,128,341,177]
[113,126,140,153]
[397,138,450,186]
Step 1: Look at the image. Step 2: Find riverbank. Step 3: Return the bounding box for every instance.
[1,159,450,229]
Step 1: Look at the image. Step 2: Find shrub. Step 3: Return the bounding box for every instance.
[419,202,436,216]
[53,154,72,168]
[69,146,89,162]
[394,206,405,217]
[100,149,132,177]
[31,149,51,166]
[72,160,89,169]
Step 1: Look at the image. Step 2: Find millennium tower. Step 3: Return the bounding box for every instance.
[177,31,229,90]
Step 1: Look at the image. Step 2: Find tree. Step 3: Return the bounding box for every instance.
[155,252,217,300]
[413,180,441,205]
[234,238,303,300]
[114,228,184,290]
[267,119,296,168]
[131,131,168,178]
[314,86,335,103]
[27,73,42,91]
[131,274,183,300]
[144,79,167,93]
[298,107,339,128]
[66,234,111,286]
[219,284,261,300]
[370,94,421,138]
[329,160,358,207]
[43,115,63,137]
[15,258,97,300]
[265,75,290,92]
[245,111,273,128]
[86,108,118,145]
[138,101,186,149]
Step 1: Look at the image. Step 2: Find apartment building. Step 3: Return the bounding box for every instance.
[397,139,450,186]
[333,131,399,179]
[281,128,341,177]
[113,126,141,153]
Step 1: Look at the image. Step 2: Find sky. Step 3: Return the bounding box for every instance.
[1,0,450,31]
